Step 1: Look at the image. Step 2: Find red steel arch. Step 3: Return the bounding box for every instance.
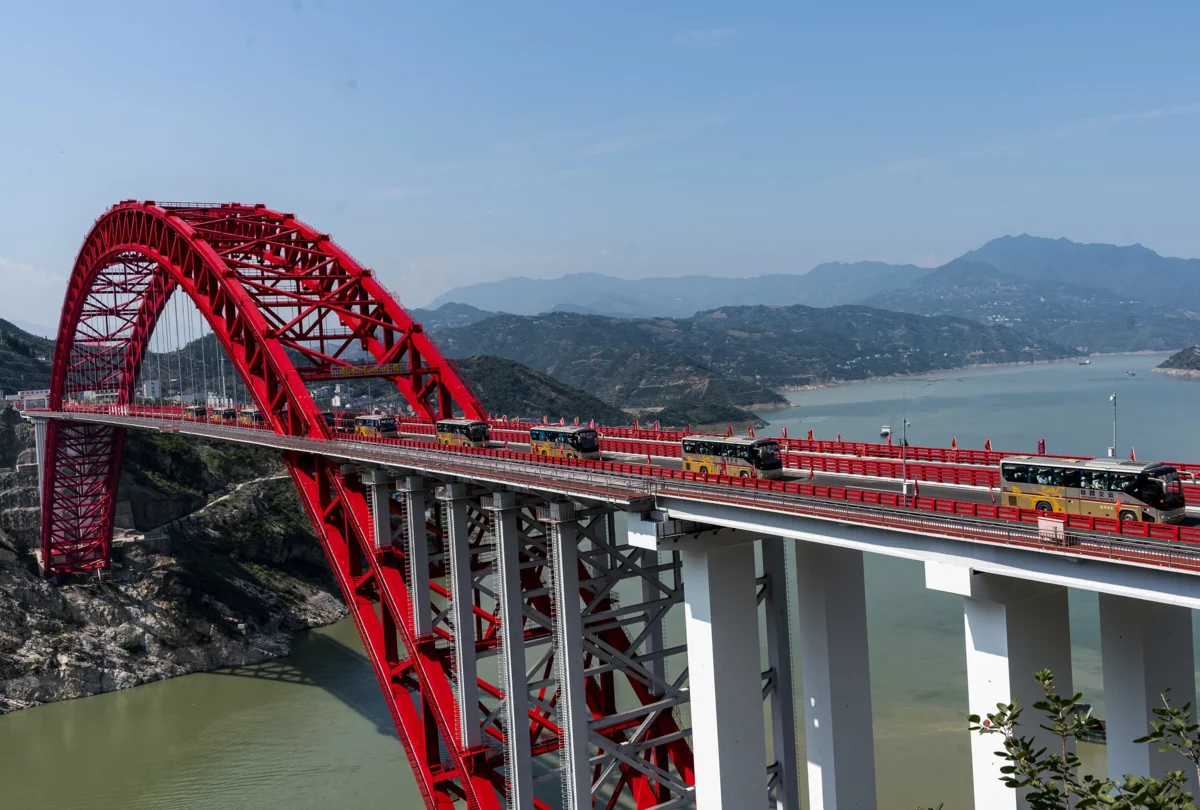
[43,202,694,809]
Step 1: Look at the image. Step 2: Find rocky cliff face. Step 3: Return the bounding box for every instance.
[0,419,346,714]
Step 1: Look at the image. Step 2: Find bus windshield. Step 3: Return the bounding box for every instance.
[571,429,600,453]
[468,423,489,442]
[752,441,782,469]
[1148,469,1186,509]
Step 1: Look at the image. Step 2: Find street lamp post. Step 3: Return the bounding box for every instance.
[1109,393,1117,458]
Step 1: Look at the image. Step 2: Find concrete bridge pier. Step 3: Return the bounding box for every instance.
[435,482,481,748]
[794,542,877,810]
[1099,594,1196,781]
[679,532,769,809]
[925,563,1073,810]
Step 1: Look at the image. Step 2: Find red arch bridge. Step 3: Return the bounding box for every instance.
[27,201,1200,810]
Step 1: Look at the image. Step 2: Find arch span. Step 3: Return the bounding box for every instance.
[44,202,694,809]
[44,201,499,807]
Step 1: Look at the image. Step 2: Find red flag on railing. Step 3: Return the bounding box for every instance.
[837,432,841,442]
[951,437,957,451]
[1037,438,1046,454]
[887,433,893,446]
[726,426,733,437]
[720,457,728,476]
[807,428,814,441]
[634,420,639,431]
[543,415,549,424]
[984,439,992,452]
[748,426,755,437]
[574,416,579,426]
[653,420,660,431]
[647,453,653,467]
[912,479,919,502]
[1130,447,1136,461]
[589,419,595,428]
[559,416,565,426]
[685,424,691,434]
[781,426,788,439]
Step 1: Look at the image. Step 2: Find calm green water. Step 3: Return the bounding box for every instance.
[2,353,1198,809]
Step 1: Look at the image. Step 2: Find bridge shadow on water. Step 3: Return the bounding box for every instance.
[206,628,401,740]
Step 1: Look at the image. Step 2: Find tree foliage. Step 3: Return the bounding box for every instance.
[921,669,1200,809]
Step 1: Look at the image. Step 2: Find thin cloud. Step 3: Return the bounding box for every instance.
[877,101,1200,174]
[582,130,671,156]
[370,186,429,200]
[672,28,736,49]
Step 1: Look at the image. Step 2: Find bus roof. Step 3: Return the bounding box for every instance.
[355,414,392,421]
[437,418,488,427]
[1001,455,1169,474]
[682,434,777,447]
[532,425,595,435]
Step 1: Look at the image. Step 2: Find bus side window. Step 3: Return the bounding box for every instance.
[1002,464,1027,483]
[1111,473,1136,494]
[1061,469,1082,489]
[1035,467,1053,485]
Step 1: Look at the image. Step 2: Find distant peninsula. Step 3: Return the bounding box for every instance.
[1155,346,1200,378]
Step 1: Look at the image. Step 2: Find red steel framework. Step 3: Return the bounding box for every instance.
[43,201,694,809]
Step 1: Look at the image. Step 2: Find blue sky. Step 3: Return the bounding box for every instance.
[2,1,1199,331]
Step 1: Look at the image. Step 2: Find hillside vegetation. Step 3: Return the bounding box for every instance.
[866,259,1200,353]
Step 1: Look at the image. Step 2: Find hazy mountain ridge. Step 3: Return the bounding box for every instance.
[865,259,1200,353]
[428,262,925,318]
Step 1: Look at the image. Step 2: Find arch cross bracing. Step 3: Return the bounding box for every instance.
[43,201,695,809]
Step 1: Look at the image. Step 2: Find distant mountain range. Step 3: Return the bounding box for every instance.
[429,304,1075,423]
[427,261,925,318]
[865,259,1200,353]
[427,235,1200,354]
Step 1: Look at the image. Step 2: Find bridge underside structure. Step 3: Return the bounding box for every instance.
[41,202,702,809]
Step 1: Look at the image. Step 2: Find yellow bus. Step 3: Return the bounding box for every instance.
[436,419,490,448]
[212,407,237,424]
[354,414,398,439]
[1000,455,1186,524]
[184,405,208,421]
[681,435,784,479]
[238,407,265,427]
[529,425,601,460]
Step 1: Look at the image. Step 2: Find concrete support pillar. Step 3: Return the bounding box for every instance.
[796,542,876,810]
[1099,594,1196,781]
[681,538,768,809]
[400,476,432,638]
[437,483,479,748]
[490,491,534,810]
[763,538,800,810]
[33,417,47,498]
[926,564,1073,810]
[641,547,666,695]
[362,468,390,551]
[548,502,590,809]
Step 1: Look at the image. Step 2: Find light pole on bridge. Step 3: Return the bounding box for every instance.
[1109,392,1117,458]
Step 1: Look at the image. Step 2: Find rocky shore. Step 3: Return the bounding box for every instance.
[0,419,346,715]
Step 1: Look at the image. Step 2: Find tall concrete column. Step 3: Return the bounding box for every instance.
[33,417,47,497]
[362,469,390,551]
[547,502,591,809]
[795,542,876,810]
[399,476,432,638]
[437,483,480,748]
[1099,594,1196,781]
[489,491,534,810]
[926,563,1073,810]
[680,537,768,809]
[763,538,800,810]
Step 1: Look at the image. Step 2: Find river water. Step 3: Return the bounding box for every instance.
[2,353,1198,809]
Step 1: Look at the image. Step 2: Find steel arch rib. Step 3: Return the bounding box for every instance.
[45,201,498,809]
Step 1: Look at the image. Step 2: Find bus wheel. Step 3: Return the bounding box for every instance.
[699,466,708,475]
[1035,501,1053,512]
[1119,510,1138,521]
[740,470,750,479]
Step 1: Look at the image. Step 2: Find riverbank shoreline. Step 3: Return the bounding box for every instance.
[771,351,1172,396]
